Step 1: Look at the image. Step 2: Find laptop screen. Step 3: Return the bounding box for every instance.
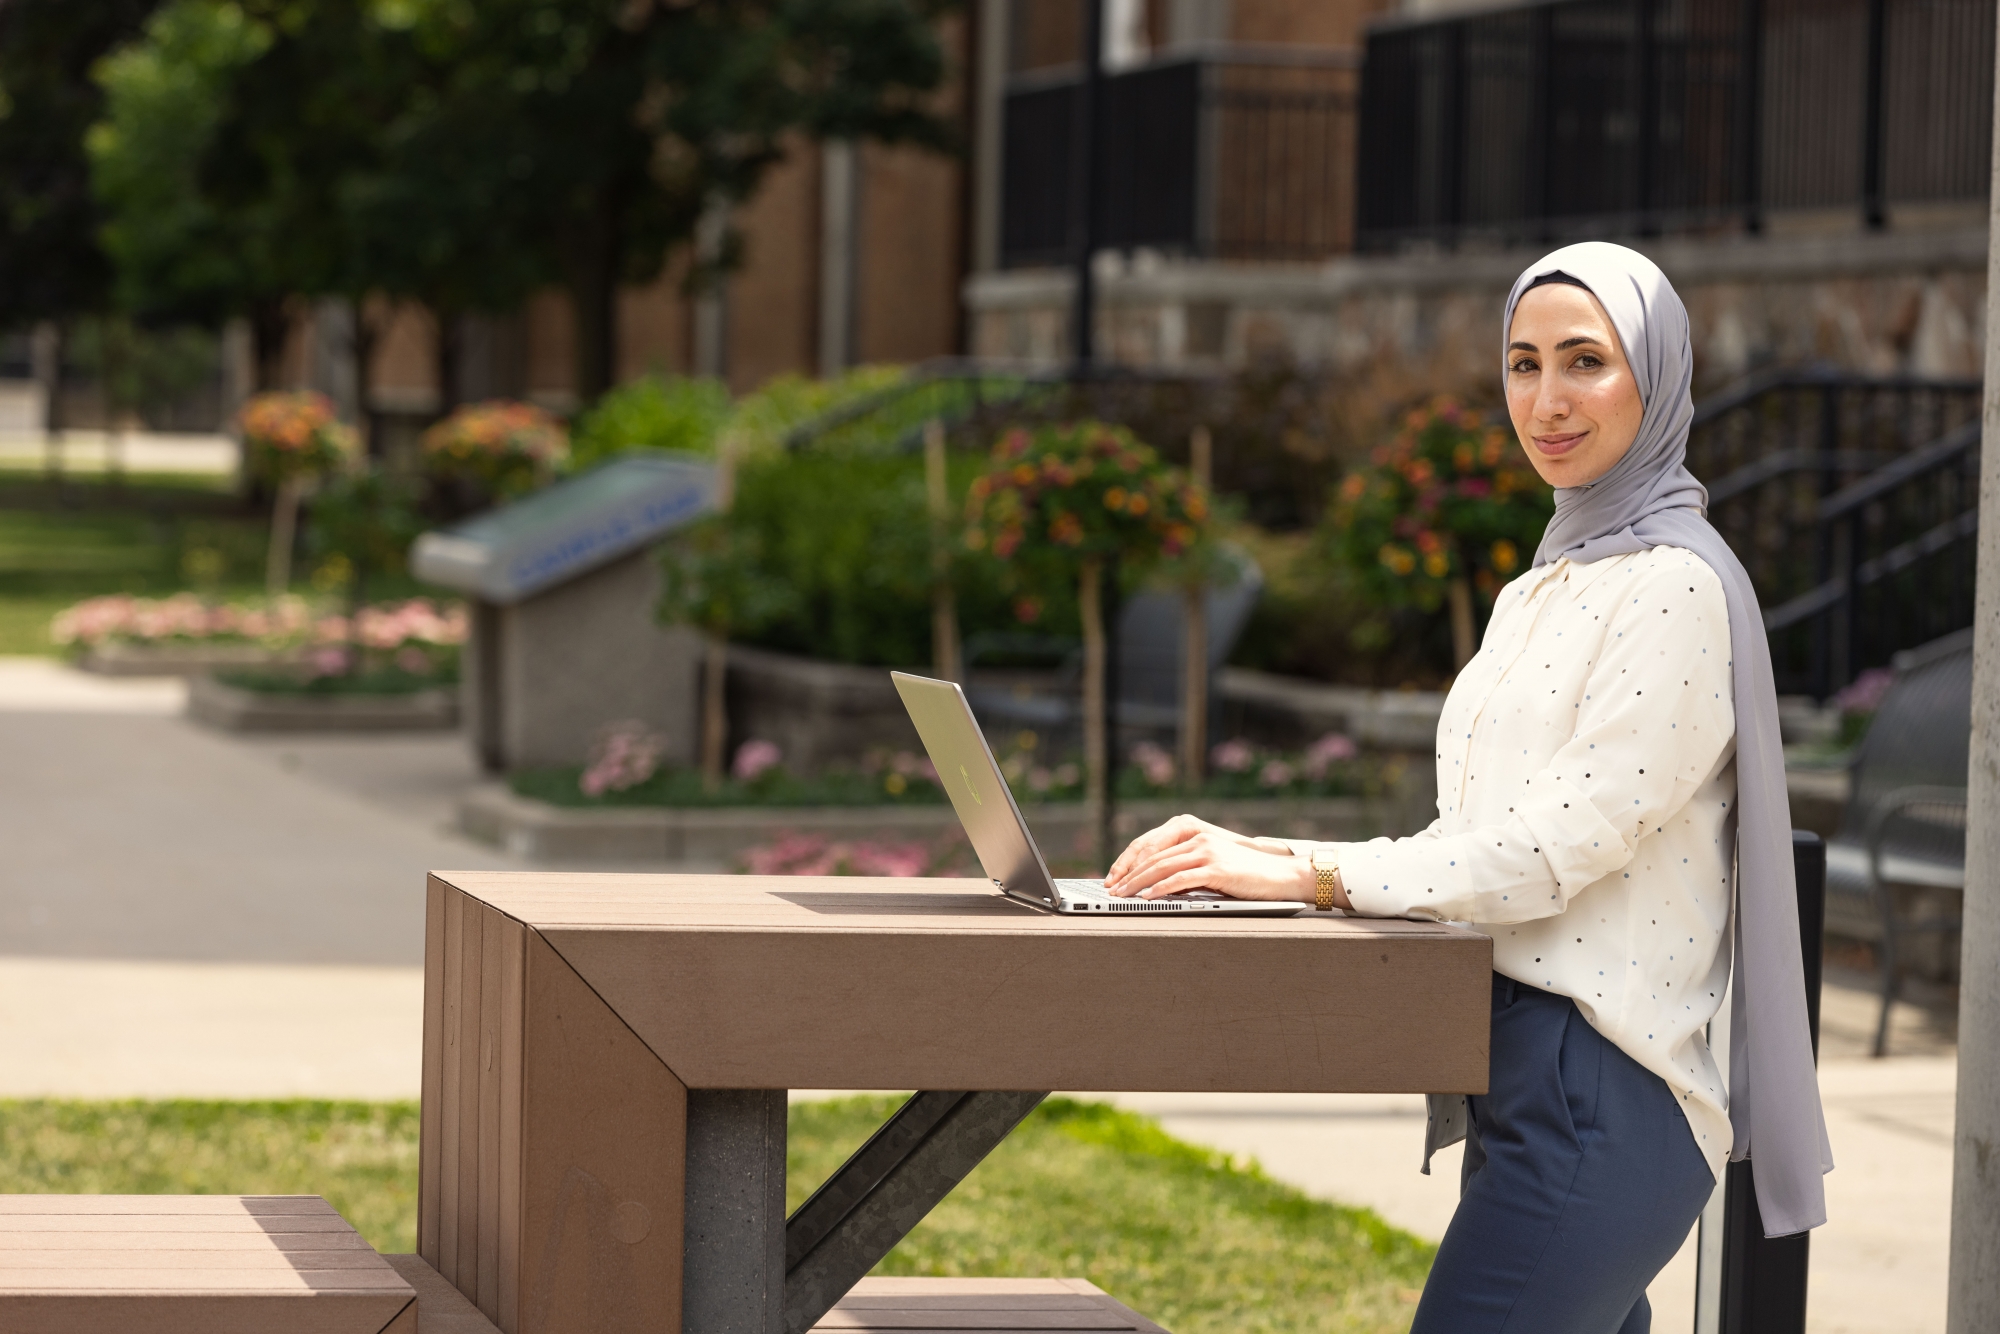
[891,672,1059,908]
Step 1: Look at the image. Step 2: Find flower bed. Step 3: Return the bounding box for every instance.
[53,594,467,692]
[460,784,1392,866]
[516,731,1374,811]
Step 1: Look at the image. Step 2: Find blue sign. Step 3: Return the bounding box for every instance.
[411,452,718,604]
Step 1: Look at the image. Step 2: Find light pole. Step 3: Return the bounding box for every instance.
[1944,13,2000,1330]
[1072,0,1105,370]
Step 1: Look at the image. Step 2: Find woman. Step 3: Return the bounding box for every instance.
[1105,242,1830,1332]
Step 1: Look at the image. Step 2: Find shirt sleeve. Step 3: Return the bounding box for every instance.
[1317,557,1735,924]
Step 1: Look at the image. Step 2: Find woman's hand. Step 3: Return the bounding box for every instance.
[1103,814,1315,902]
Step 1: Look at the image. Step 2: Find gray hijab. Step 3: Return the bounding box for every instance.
[1507,241,1831,1236]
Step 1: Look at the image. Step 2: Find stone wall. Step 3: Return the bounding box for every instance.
[967,225,1988,399]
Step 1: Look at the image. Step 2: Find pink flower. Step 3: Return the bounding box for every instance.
[1130,741,1176,788]
[1834,668,1895,716]
[307,646,351,678]
[732,739,783,782]
[1258,759,1295,789]
[1301,732,1358,779]
[736,831,970,878]
[580,721,667,796]
[1211,738,1255,774]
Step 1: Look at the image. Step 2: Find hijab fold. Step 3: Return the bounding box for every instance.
[1507,242,1831,1236]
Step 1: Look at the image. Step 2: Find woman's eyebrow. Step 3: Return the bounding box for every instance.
[1507,341,1537,352]
[1555,335,1605,350]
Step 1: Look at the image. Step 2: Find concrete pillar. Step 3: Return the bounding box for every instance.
[970,0,1011,274]
[682,1089,788,1334]
[694,204,731,381]
[818,140,859,377]
[1944,14,2000,1328]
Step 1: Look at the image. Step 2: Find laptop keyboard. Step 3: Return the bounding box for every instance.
[1054,878,1228,906]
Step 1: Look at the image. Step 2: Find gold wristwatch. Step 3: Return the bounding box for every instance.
[1310,847,1342,912]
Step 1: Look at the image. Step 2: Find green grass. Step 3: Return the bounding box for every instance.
[0,1097,1430,1332]
[0,1101,421,1253]
[791,1097,1431,1334]
[0,481,274,654]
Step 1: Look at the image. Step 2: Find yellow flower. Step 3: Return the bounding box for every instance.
[1104,486,1128,510]
[1491,539,1518,573]
[1423,551,1450,578]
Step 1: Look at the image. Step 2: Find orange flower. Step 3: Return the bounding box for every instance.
[1049,512,1084,546]
[1126,492,1149,516]
[1104,486,1128,511]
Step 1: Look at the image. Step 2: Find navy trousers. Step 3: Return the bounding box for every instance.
[1411,974,1718,1334]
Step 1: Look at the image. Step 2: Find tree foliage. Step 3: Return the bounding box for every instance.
[0,0,161,328]
[80,0,956,406]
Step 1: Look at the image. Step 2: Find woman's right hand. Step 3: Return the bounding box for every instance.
[1103,814,1312,902]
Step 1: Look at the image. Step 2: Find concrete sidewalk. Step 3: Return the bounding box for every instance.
[0,657,1960,1332]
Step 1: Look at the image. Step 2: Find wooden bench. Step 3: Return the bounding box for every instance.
[0,1195,415,1333]
[811,1278,1169,1332]
[385,1262,1169,1334]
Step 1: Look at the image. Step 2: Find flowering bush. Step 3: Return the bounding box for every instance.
[52,594,467,691]
[964,422,1209,592]
[732,739,784,783]
[582,722,669,797]
[237,391,357,484]
[53,594,315,649]
[422,400,568,500]
[986,731,1365,802]
[1189,733,1364,798]
[1326,397,1551,615]
[736,831,974,878]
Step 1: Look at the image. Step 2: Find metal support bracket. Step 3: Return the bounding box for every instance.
[781,1090,1048,1334]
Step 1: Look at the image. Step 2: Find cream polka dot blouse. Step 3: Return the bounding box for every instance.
[1292,544,1736,1176]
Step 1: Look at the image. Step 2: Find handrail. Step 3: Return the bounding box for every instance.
[1688,364,1980,430]
[1815,421,1981,523]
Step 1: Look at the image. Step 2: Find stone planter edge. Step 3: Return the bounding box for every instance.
[186,674,459,733]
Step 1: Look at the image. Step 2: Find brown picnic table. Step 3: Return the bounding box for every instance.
[417,870,1493,1334]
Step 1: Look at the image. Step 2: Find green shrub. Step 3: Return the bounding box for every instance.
[662,444,1032,667]
[570,374,733,469]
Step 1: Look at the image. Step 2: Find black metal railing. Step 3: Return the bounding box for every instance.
[1681,368,1982,696]
[1001,56,1358,267]
[1761,420,1981,699]
[1358,0,1996,249]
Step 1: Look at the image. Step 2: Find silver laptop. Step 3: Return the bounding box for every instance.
[891,672,1301,916]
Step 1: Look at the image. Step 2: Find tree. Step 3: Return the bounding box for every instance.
[965,423,1211,867]
[404,0,957,404]
[0,0,162,435]
[87,0,280,378]
[1326,396,1553,670]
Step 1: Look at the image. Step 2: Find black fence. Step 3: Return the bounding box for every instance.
[1001,57,1357,267]
[1686,368,1984,696]
[1359,0,1997,249]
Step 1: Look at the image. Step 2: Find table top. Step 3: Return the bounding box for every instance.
[432,871,1493,1094]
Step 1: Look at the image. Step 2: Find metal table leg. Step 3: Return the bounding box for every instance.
[681,1089,1046,1334]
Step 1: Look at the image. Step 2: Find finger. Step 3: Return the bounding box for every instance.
[1140,866,1242,899]
[1125,849,1217,897]
[1108,818,1199,882]
[1123,834,1212,887]
[1108,821,1180,880]
[1108,844,1207,896]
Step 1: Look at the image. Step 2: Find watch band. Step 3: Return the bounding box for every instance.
[1310,848,1341,911]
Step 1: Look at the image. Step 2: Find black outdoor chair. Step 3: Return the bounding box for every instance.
[964,546,1263,739]
[1821,628,1972,1057]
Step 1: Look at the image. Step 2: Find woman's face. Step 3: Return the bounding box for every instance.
[1505,283,1646,488]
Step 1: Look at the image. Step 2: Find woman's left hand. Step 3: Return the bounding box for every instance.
[1104,815,1314,902]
